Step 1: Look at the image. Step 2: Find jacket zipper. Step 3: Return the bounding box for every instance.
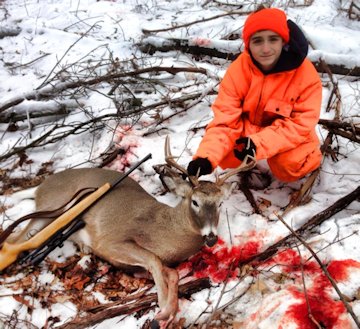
[254,76,266,126]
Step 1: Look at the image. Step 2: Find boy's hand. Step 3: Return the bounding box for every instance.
[187,158,212,177]
[234,137,256,160]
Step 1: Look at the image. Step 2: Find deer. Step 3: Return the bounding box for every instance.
[6,136,256,327]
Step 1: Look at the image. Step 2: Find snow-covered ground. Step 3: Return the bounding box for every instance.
[0,0,359,328]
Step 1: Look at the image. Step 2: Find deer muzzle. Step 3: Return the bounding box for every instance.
[203,232,218,247]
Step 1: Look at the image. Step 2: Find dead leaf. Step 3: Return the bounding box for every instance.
[249,278,270,295]
[233,321,245,329]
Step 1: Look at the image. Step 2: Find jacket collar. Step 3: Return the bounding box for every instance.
[249,19,309,75]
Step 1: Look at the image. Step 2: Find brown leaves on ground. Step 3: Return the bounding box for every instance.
[0,161,54,196]
[2,254,152,316]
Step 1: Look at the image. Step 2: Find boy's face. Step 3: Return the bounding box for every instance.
[249,30,285,71]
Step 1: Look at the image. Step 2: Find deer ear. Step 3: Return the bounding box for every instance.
[162,175,192,197]
[220,181,237,199]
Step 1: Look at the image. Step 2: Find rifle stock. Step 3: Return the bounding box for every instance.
[0,182,111,271]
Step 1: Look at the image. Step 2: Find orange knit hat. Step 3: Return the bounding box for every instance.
[243,8,289,49]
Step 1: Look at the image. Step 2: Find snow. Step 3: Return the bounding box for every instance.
[0,0,359,328]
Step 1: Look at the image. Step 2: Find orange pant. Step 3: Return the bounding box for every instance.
[267,140,322,182]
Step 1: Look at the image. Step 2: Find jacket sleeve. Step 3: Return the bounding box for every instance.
[194,59,247,168]
[250,60,322,160]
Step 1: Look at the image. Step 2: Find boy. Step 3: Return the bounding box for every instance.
[188,7,322,183]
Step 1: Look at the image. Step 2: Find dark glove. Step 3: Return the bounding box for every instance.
[187,158,212,177]
[234,137,256,161]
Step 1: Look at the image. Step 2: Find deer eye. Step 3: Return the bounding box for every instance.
[192,200,199,207]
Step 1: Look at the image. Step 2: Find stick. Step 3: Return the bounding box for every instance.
[141,10,247,34]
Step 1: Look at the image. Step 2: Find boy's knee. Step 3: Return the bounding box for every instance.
[268,147,322,182]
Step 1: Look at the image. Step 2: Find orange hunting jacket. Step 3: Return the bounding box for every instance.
[194,51,322,170]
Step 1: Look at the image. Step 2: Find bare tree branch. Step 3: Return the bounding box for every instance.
[142,9,248,34]
[0,66,207,114]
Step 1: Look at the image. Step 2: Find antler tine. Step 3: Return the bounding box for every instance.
[216,154,256,186]
[164,136,199,186]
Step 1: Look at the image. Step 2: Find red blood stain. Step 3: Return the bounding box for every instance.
[270,250,360,328]
[178,238,261,283]
[286,286,346,329]
[327,259,360,281]
[110,126,139,171]
[269,249,319,274]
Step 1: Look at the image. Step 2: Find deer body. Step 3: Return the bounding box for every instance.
[35,168,204,268]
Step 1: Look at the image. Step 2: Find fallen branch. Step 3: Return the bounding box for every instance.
[141,9,247,34]
[55,278,211,329]
[0,90,212,165]
[139,36,360,76]
[283,168,320,216]
[139,36,241,61]
[319,119,360,143]
[319,118,360,134]
[0,103,70,124]
[0,27,21,39]
[0,125,58,163]
[0,66,207,114]
[239,185,360,265]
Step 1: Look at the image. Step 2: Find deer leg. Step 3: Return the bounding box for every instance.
[93,240,178,320]
[6,217,52,244]
[155,266,179,326]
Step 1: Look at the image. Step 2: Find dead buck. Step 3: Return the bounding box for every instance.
[8,137,255,325]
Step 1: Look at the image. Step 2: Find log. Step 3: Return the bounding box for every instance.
[139,36,360,77]
[0,27,21,39]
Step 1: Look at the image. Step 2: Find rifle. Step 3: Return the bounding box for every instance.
[0,153,152,272]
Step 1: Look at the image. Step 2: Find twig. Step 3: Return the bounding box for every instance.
[10,53,50,70]
[238,172,262,214]
[282,168,320,216]
[295,244,322,329]
[275,212,360,328]
[142,10,248,34]
[319,118,360,134]
[37,22,102,90]
[0,125,57,162]
[321,126,360,143]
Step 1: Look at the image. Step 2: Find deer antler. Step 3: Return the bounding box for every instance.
[165,136,199,186]
[216,154,256,186]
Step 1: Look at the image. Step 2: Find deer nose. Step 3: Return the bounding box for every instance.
[204,232,218,247]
